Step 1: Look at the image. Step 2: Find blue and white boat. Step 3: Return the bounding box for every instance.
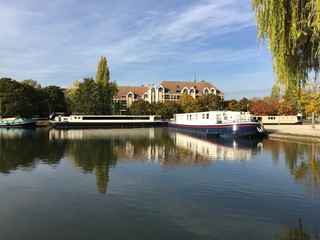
[168,111,266,138]
[0,117,37,128]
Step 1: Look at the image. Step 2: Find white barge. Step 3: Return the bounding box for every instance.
[168,111,266,138]
[49,114,167,129]
[252,115,302,125]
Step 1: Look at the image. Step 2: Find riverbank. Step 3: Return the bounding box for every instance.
[264,124,320,142]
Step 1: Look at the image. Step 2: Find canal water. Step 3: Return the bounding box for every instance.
[0,128,319,240]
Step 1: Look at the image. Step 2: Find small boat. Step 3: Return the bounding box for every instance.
[0,117,37,128]
[49,114,168,129]
[168,111,266,138]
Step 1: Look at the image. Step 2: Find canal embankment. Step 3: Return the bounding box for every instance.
[264,124,320,142]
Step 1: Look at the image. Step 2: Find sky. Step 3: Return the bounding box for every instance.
[0,0,275,100]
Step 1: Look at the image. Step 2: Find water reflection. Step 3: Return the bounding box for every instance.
[275,218,319,240]
[1,128,320,196]
[264,139,320,197]
[49,128,172,194]
[168,130,263,164]
[1,128,320,240]
[0,128,64,174]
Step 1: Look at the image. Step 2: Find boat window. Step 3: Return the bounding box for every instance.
[206,114,209,119]
[82,116,151,120]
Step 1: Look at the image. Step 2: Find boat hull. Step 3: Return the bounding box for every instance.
[168,122,266,138]
[0,119,37,128]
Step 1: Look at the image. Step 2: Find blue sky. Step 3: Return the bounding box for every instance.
[0,0,274,99]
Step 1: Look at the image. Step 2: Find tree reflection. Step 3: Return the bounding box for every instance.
[265,139,320,196]
[48,128,173,194]
[0,129,64,174]
[65,138,117,194]
[275,218,319,240]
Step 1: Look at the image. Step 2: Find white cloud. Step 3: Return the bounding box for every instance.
[0,0,274,98]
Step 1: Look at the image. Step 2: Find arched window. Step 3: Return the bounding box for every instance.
[127,93,134,107]
[151,87,156,103]
[190,88,195,98]
[158,86,164,102]
[182,88,189,94]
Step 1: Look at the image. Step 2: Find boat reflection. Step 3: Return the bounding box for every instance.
[49,128,159,140]
[2,128,318,196]
[0,127,36,139]
[168,130,263,163]
[49,128,264,166]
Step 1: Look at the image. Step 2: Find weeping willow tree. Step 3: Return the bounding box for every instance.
[252,0,320,96]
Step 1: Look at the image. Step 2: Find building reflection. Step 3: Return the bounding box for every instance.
[49,128,264,167]
[2,128,319,196]
[49,128,169,194]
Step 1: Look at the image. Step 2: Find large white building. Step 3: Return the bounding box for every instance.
[113,80,223,114]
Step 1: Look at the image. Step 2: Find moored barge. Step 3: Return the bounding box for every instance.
[168,111,266,138]
[50,114,167,129]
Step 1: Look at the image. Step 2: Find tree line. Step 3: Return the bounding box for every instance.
[0,76,317,119]
[1,55,319,119]
[0,56,117,118]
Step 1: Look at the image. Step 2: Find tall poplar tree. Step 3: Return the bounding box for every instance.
[96,56,117,114]
[96,56,110,86]
[252,0,320,95]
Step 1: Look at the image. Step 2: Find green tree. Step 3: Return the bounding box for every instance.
[177,93,197,113]
[252,0,320,95]
[69,77,99,114]
[96,56,117,114]
[154,101,182,119]
[195,94,224,112]
[66,56,118,115]
[21,79,41,88]
[41,86,68,117]
[128,99,152,115]
[0,78,39,118]
[238,97,250,112]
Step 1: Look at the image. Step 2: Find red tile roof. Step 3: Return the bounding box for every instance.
[114,86,149,99]
[158,81,223,95]
[114,81,223,99]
